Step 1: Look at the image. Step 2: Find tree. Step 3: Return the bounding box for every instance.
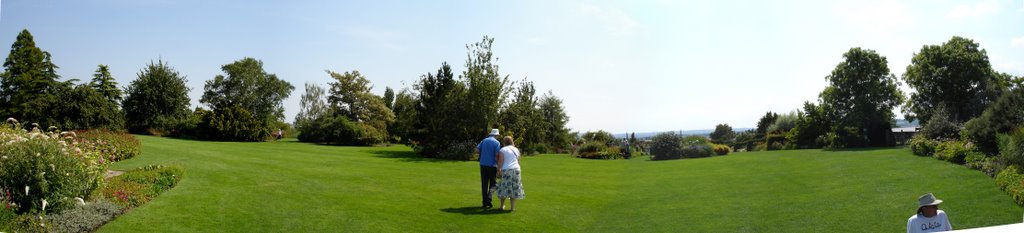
[90,64,122,104]
[389,89,418,143]
[295,83,329,127]
[790,101,831,149]
[755,112,779,136]
[122,60,191,134]
[47,83,124,130]
[964,87,1024,155]
[382,86,395,110]
[820,47,904,147]
[499,79,544,153]
[411,62,470,158]
[0,29,61,124]
[326,70,394,144]
[903,36,1002,124]
[581,130,615,143]
[539,91,571,152]
[201,57,294,131]
[462,36,511,134]
[710,123,736,145]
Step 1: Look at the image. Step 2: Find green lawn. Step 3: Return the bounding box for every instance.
[98,136,1023,232]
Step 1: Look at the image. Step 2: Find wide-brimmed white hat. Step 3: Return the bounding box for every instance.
[489,128,500,136]
[918,193,943,207]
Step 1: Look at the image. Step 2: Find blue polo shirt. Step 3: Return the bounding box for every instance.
[477,136,500,167]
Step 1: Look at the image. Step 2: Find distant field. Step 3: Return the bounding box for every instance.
[99,136,1023,232]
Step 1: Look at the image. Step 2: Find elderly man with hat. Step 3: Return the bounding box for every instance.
[907,193,952,233]
[476,128,502,209]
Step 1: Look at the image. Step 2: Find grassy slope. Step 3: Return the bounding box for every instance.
[99,136,1023,232]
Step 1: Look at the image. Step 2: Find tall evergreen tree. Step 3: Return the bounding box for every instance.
[89,64,122,104]
[123,60,191,134]
[0,29,61,123]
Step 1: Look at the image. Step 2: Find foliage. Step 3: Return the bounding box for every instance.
[755,112,779,136]
[195,104,270,141]
[933,140,973,164]
[45,83,125,130]
[709,124,735,145]
[538,92,572,153]
[680,135,713,158]
[997,128,1024,169]
[46,198,124,233]
[918,107,960,140]
[461,36,511,135]
[75,129,141,162]
[820,47,904,147]
[382,86,395,110]
[732,130,758,152]
[791,102,831,149]
[0,127,107,214]
[389,89,418,143]
[765,133,786,150]
[322,70,393,144]
[201,57,294,141]
[767,111,800,134]
[994,166,1024,206]
[122,60,192,135]
[296,115,368,146]
[409,62,470,158]
[90,64,122,104]
[101,165,183,209]
[576,141,619,159]
[903,36,1003,124]
[581,130,615,144]
[0,29,61,125]
[964,87,1024,155]
[294,82,330,134]
[909,135,939,157]
[712,144,731,155]
[498,80,544,154]
[649,132,683,160]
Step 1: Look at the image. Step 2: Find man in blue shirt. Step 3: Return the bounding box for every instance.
[476,128,501,209]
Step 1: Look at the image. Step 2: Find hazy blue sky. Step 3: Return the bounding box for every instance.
[1,0,1022,133]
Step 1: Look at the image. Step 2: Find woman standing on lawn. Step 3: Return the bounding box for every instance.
[496,136,525,211]
[907,193,952,233]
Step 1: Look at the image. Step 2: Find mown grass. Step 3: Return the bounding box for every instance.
[98,136,1023,232]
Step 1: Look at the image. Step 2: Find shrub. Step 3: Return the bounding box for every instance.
[197,104,271,141]
[577,141,609,159]
[102,165,184,209]
[46,199,124,233]
[918,109,960,140]
[0,128,107,214]
[909,135,939,156]
[966,155,1005,177]
[765,133,786,150]
[680,135,713,158]
[995,166,1024,206]
[712,144,731,155]
[997,128,1024,169]
[933,140,973,164]
[649,132,682,160]
[298,115,377,146]
[75,129,141,162]
[964,88,1024,155]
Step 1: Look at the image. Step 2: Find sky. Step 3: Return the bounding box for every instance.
[0,0,1022,134]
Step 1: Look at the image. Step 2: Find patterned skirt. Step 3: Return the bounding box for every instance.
[497,168,525,199]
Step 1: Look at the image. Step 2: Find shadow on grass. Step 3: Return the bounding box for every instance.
[367,150,462,163]
[823,146,905,152]
[440,206,508,215]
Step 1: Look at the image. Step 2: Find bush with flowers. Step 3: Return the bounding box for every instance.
[0,118,108,214]
[75,129,142,162]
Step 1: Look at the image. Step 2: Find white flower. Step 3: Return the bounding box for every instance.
[74,197,85,206]
[50,164,55,171]
[25,186,29,195]
[41,199,47,212]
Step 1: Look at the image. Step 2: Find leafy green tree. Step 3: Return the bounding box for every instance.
[582,130,615,143]
[461,36,511,133]
[326,70,395,144]
[539,91,571,152]
[710,123,736,145]
[47,83,124,130]
[89,64,122,104]
[755,112,779,136]
[499,80,545,153]
[389,89,418,143]
[768,111,800,134]
[791,101,831,149]
[411,62,470,158]
[903,36,1003,124]
[820,47,904,147]
[201,57,294,133]
[122,60,191,134]
[294,82,329,129]
[382,86,395,110]
[0,29,61,124]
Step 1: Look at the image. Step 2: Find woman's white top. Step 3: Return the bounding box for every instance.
[498,146,521,170]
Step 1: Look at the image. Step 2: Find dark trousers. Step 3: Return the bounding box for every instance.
[480,165,497,207]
